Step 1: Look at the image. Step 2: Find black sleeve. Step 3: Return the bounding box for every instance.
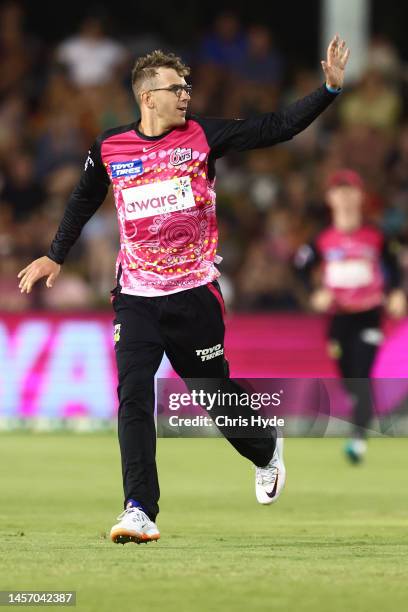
[381,238,402,289]
[194,84,339,158]
[47,136,110,264]
[293,242,321,291]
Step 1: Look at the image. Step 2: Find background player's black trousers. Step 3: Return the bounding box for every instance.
[112,281,276,521]
[328,307,382,438]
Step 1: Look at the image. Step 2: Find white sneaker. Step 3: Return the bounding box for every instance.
[344,438,367,464]
[255,436,286,504]
[110,507,160,544]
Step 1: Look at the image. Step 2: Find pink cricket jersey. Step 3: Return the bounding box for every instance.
[316,225,386,312]
[101,121,219,296]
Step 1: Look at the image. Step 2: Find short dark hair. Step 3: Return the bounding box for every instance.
[131,50,190,102]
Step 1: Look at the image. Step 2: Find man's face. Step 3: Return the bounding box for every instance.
[326,185,364,217]
[142,67,191,128]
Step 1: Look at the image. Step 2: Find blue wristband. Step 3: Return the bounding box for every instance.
[325,83,342,94]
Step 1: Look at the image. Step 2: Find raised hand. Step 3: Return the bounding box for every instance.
[321,34,350,90]
[17,256,61,294]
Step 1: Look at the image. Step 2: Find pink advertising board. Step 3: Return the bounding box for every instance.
[0,312,407,420]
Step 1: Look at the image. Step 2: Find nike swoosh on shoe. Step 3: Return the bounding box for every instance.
[266,473,279,498]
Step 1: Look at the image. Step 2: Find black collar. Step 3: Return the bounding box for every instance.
[133,119,189,141]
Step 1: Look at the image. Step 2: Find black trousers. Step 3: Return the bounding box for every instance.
[112,280,276,521]
[328,307,382,438]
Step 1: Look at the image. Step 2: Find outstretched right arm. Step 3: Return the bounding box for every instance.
[18,138,110,294]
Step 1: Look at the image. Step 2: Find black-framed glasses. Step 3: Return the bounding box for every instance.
[148,84,192,98]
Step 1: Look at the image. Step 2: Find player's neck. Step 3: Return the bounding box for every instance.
[333,213,362,233]
[138,115,173,137]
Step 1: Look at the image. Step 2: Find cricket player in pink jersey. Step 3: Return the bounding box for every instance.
[296,169,406,463]
[18,36,349,544]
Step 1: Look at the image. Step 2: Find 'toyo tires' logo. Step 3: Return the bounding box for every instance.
[170,147,192,166]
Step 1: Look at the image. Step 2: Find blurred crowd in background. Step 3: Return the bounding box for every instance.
[1,2,408,312]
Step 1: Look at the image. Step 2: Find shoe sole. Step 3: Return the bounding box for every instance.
[110,529,160,545]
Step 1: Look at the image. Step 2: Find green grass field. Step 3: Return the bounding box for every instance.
[1,435,407,612]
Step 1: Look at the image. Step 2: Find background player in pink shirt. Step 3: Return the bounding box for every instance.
[18,37,350,544]
[296,169,406,463]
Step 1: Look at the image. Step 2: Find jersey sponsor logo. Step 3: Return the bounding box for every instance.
[325,259,374,288]
[170,147,192,166]
[113,323,121,343]
[195,343,224,361]
[122,177,196,220]
[84,151,94,171]
[110,160,144,178]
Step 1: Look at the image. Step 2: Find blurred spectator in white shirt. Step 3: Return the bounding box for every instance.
[56,15,126,88]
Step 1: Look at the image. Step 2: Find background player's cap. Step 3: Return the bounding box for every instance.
[326,168,364,190]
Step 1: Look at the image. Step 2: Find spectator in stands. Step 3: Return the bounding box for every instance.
[0,2,29,97]
[56,15,127,88]
[192,11,246,114]
[0,93,27,159]
[338,67,401,133]
[226,25,283,115]
[237,208,305,311]
[0,152,45,223]
[35,112,83,180]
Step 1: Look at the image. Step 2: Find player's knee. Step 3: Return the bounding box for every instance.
[117,377,154,412]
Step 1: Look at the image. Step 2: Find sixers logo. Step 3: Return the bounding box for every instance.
[170,147,193,166]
